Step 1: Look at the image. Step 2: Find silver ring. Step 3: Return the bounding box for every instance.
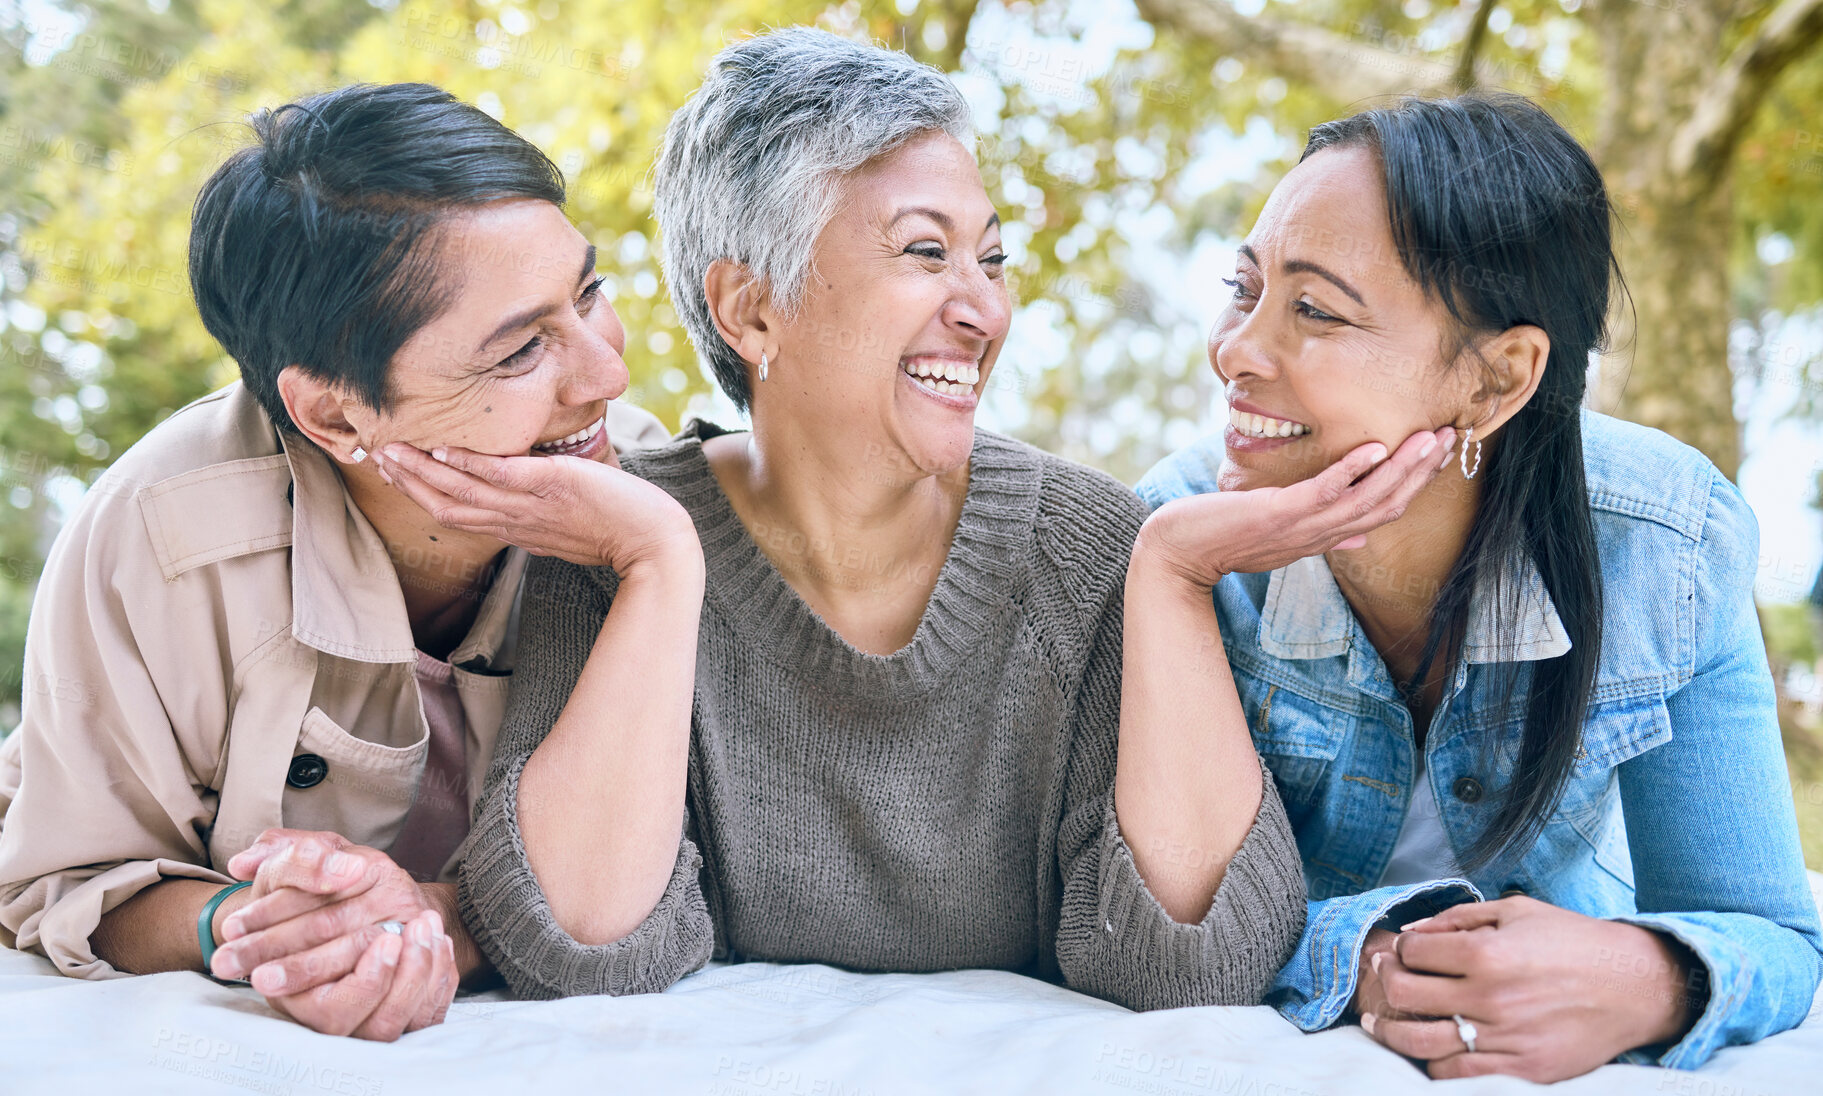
[1452,1014,1479,1054]
[378,920,405,936]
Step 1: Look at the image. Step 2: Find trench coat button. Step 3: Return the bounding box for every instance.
[287,753,328,789]
[1452,776,1484,803]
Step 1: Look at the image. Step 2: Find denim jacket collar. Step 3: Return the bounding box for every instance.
[1258,552,1571,665]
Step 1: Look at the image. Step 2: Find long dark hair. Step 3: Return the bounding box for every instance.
[1303,92,1614,870]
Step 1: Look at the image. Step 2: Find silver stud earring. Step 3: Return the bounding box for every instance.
[759,351,769,383]
[350,446,367,464]
[1460,426,1481,480]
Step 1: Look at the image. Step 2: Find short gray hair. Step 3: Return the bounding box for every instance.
[654,27,975,410]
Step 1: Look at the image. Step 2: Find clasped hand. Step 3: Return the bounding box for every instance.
[207,829,459,1041]
[1353,896,1702,1082]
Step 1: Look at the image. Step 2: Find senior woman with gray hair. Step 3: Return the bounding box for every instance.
[416,28,1446,1008]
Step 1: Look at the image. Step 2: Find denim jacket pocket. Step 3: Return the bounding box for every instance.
[1576,692,1675,772]
[1550,693,1674,887]
[1233,662,1351,817]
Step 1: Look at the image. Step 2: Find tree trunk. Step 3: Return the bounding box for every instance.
[1601,184,1739,478]
[1589,0,1743,479]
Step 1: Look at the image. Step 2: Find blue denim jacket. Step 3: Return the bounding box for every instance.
[1136,410,1822,1069]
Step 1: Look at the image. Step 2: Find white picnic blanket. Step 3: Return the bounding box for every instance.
[5,876,1820,1095]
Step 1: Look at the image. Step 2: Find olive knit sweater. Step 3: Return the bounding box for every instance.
[458,421,1306,1009]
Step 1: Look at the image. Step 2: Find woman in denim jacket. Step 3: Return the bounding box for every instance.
[1137,91,1822,1082]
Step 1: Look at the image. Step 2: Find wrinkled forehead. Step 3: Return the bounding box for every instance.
[398,199,589,373]
[843,131,996,229]
[429,200,587,296]
[1249,147,1407,287]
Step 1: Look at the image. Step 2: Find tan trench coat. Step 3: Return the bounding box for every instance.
[0,381,669,977]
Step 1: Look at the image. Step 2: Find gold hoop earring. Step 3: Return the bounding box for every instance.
[1460,426,1482,480]
[759,351,769,383]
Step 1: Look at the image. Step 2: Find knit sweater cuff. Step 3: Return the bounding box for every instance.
[1093,758,1308,1009]
[456,753,714,1000]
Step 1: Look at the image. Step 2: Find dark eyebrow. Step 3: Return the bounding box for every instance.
[474,244,599,357]
[1236,244,1366,307]
[1284,259,1365,306]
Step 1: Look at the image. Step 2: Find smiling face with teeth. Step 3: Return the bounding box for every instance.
[1206,146,1515,495]
[281,199,633,470]
[705,131,1011,480]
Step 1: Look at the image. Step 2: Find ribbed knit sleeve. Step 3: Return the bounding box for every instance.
[456,553,713,1000]
[1041,461,1307,1011]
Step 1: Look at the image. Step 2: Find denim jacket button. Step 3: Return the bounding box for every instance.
[1452,776,1484,803]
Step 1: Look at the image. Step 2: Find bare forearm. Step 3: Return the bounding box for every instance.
[92,877,254,974]
[518,552,704,945]
[418,882,491,985]
[1115,533,1264,923]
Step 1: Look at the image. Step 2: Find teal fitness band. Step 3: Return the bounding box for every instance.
[197,880,253,978]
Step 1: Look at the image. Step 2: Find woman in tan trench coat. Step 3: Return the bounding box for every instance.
[0,83,702,1040]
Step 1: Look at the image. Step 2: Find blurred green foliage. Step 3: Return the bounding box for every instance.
[1766,603,1821,670]
[4,1,1822,832]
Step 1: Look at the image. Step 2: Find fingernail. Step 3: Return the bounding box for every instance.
[213,950,244,980]
[252,963,286,993]
[1361,1012,1378,1035]
[445,936,456,961]
[325,852,352,877]
[377,466,393,486]
[1369,444,1389,464]
[1439,446,1456,470]
[221,916,245,941]
[1372,952,1384,974]
[1401,917,1433,931]
[425,908,444,937]
[1418,437,1438,459]
[296,842,321,866]
[381,932,404,967]
[412,919,435,948]
[431,448,448,463]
